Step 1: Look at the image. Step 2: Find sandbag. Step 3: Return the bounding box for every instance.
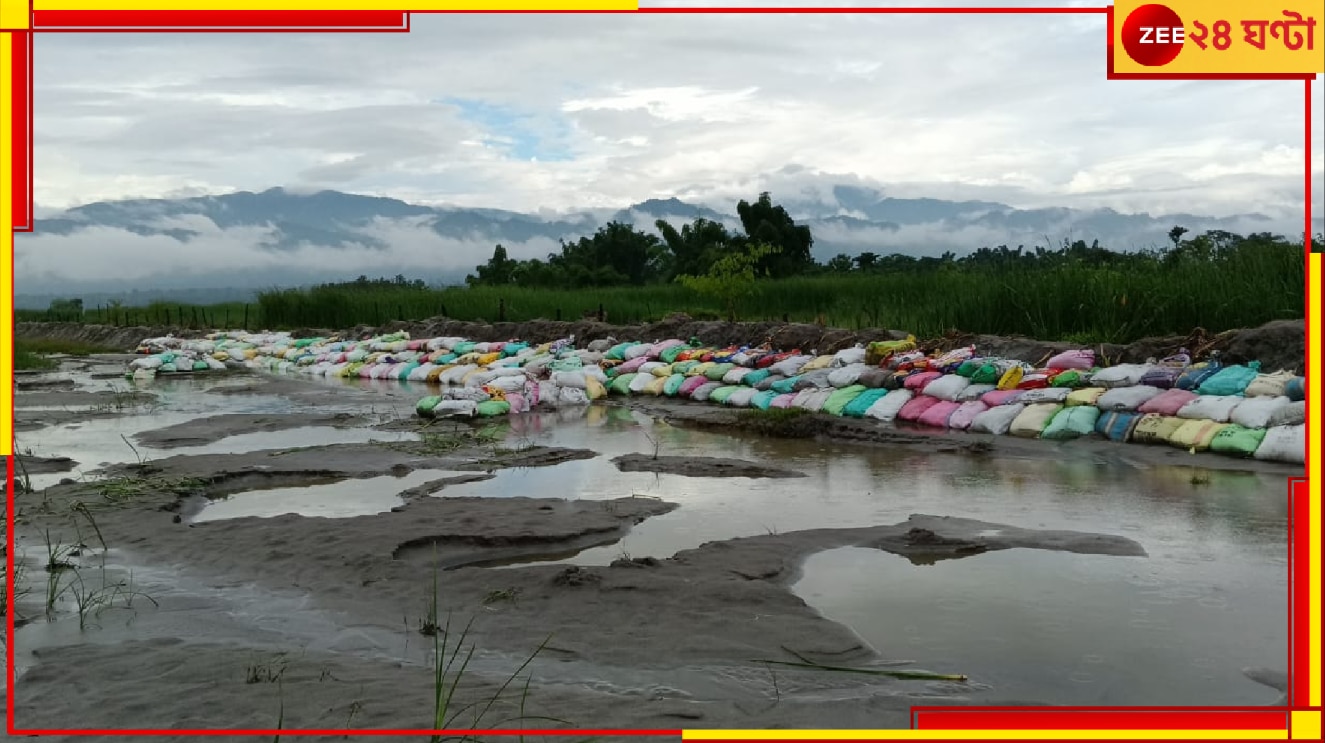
[1065,387,1106,407]
[1046,349,1095,370]
[1009,403,1062,439]
[827,364,870,388]
[844,388,889,417]
[1130,414,1185,445]
[903,371,943,391]
[1243,370,1295,398]
[1176,395,1241,423]
[416,395,443,418]
[1138,366,1181,389]
[723,366,756,385]
[1229,396,1291,429]
[770,355,814,377]
[1091,364,1154,388]
[704,363,737,381]
[923,374,971,402]
[710,385,742,405]
[770,375,801,394]
[623,343,653,361]
[833,346,867,367]
[506,392,529,414]
[948,401,989,430]
[1050,370,1089,388]
[957,383,997,402]
[797,389,835,413]
[726,387,759,407]
[1209,425,1267,458]
[1197,362,1261,396]
[628,373,655,394]
[1041,405,1101,441]
[981,389,1024,407]
[641,375,668,396]
[1095,411,1141,442]
[1015,388,1071,404]
[584,376,608,401]
[897,394,941,422]
[1284,377,1305,401]
[1253,424,1305,464]
[917,400,961,428]
[679,375,709,398]
[969,403,1026,435]
[800,355,836,372]
[1174,362,1220,391]
[864,389,913,423]
[865,336,917,366]
[751,390,779,410]
[1137,388,1198,416]
[823,385,867,416]
[754,373,785,391]
[1267,401,1306,427]
[770,393,797,409]
[663,374,687,397]
[1097,386,1163,412]
[690,381,723,402]
[610,374,638,396]
[1167,419,1228,452]
[856,369,893,389]
[638,361,670,377]
[743,369,773,387]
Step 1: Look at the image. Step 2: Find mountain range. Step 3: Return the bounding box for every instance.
[15,185,1314,310]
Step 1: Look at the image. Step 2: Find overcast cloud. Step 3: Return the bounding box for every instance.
[19,0,1324,290]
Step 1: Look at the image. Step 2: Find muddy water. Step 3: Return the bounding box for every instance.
[12,369,1289,709]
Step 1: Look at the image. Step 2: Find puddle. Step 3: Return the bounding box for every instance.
[792,547,1286,706]
[191,469,467,522]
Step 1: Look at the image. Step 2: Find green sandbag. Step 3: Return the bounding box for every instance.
[771,375,801,394]
[660,345,687,364]
[822,385,867,416]
[433,353,458,365]
[609,373,638,395]
[1198,362,1262,396]
[709,385,742,404]
[1209,424,1267,458]
[397,362,419,380]
[548,357,583,372]
[672,360,699,375]
[970,363,1000,384]
[705,363,736,381]
[160,363,178,373]
[1041,405,1101,440]
[751,390,779,410]
[1051,370,1085,388]
[844,388,889,417]
[192,360,210,371]
[663,373,686,396]
[742,369,772,387]
[956,360,982,377]
[453,341,477,355]
[502,342,529,357]
[476,400,511,417]
[606,342,635,360]
[416,396,443,418]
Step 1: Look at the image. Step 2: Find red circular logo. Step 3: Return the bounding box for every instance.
[1121,4,1186,67]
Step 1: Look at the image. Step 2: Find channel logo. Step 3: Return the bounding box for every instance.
[1120,3,1187,67]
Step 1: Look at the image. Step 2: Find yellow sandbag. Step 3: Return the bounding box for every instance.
[643,376,668,395]
[997,366,1024,391]
[800,355,836,372]
[243,349,258,360]
[461,368,486,385]
[457,352,482,364]
[1131,414,1185,445]
[427,364,454,383]
[689,362,716,377]
[1244,370,1294,398]
[865,335,917,366]
[534,342,552,355]
[652,364,674,378]
[477,352,501,366]
[1167,419,1229,452]
[1065,387,1106,407]
[585,376,608,400]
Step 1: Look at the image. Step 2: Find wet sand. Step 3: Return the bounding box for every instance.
[5,361,1297,740]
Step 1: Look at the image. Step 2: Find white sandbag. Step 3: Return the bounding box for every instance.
[957,383,997,402]
[1090,364,1155,388]
[639,362,669,376]
[1229,396,1292,429]
[864,389,912,423]
[969,403,1027,435]
[408,363,436,382]
[832,346,867,367]
[690,382,723,402]
[558,387,589,406]
[1253,424,1305,464]
[1267,401,1306,428]
[431,400,478,418]
[770,355,814,377]
[922,374,971,402]
[439,364,478,386]
[487,375,528,394]
[628,373,654,394]
[623,343,653,360]
[551,371,588,389]
[583,366,609,384]
[723,367,756,385]
[1097,385,1164,412]
[727,388,759,407]
[791,389,818,409]
[537,381,560,407]
[827,364,869,388]
[1176,394,1243,423]
[1015,387,1072,404]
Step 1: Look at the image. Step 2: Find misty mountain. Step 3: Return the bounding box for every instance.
[16,185,1302,304]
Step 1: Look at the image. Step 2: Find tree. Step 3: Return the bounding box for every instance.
[655,217,733,279]
[48,298,83,318]
[854,251,879,271]
[825,254,855,273]
[735,192,815,278]
[676,242,781,322]
[466,244,519,286]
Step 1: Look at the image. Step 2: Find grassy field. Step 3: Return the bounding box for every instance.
[15,244,1305,344]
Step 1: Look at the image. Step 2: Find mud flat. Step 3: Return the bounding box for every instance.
[613,453,807,479]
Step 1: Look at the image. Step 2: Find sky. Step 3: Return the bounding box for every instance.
[19,0,1325,290]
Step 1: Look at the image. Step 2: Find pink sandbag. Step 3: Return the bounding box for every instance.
[1137,388,1198,416]
[903,371,943,391]
[617,356,649,374]
[649,339,685,356]
[1046,349,1095,370]
[897,394,941,422]
[524,381,541,406]
[770,393,797,409]
[948,401,989,430]
[506,392,528,414]
[679,376,709,397]
[981,389,1023,407]
[407,340,424,351]
[917,400,962,428]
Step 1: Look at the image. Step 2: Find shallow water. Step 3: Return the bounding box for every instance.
[191,469,463,522]
[13,366,1290,708]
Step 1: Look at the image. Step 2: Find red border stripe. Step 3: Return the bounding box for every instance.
[33,10,408,30]
[8,31,30,232]
[913,710,1289,730]
[1292,479,1310,706]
